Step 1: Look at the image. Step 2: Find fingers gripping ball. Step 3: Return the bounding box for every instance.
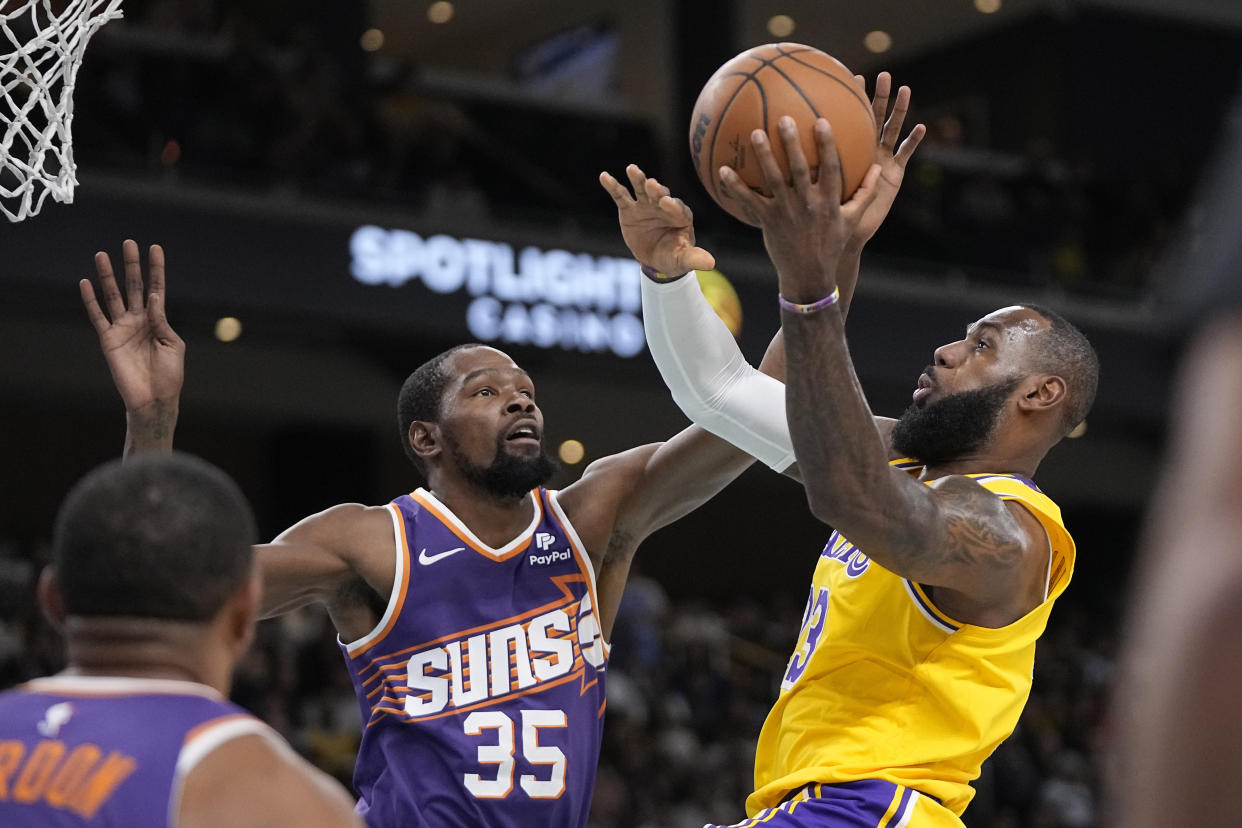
[689,43,878,226]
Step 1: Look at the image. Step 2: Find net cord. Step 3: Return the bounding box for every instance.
[1,0,123,221]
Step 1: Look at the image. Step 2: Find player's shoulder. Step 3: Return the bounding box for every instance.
[278,502,394,541]
[923,473,1043,527]
[930,472,1070,558]
[954,472,1064,522]
[926,471,1047,497]
[549,443,662,559]
[313,501,394,522]
[178,729,360,828]
[558,443,662,509]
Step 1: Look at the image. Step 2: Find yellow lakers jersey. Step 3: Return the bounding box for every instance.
[748,467,1075,821]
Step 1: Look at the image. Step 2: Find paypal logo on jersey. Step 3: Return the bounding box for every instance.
[528,532,571,566]
[529,549,571,566]
[821,533,870,577]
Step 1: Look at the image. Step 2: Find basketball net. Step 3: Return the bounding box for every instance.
[1,0,123,222]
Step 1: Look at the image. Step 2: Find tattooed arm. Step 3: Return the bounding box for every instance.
[718,116,1050,625]
[777,304,1047,623]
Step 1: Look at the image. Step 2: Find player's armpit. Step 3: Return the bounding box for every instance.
[556,432,753,636]
[556,443,661,566]
[562,427,758,564]
[178,733,361,828]
[257,503,395,619]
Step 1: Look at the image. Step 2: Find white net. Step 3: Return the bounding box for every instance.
[1,0,123,222]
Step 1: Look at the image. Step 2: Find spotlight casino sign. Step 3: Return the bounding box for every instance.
[3,189,678,363]
[349,225,646,359]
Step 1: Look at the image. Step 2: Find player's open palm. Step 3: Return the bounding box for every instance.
[721,117,880,284]
[80,240,185,415]
[850,72,926,248]
[599,164,716,277]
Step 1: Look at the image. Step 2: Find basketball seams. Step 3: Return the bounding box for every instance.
[732,48,860,123]
[758,60,853,195]
[691,43,876,223]
[773,43,874,116]
[746,49,871,188]
[703,74,766,206]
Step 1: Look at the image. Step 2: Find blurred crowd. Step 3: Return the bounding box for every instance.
[64,0,1188,299]
[877,117,1189,299]
[1,537,1116,828]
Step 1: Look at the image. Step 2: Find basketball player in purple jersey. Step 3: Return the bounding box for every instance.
[0,454,359,827]
[80,239,787,824]
[82,247,779,826]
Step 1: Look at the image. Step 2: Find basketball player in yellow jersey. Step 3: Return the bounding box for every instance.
[619,99,1099,825]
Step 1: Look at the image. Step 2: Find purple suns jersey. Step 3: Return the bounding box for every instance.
[0,675,279,827]
[339,487,610,828]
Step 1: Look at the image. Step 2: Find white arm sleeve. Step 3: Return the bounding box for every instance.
[641,272,795,472]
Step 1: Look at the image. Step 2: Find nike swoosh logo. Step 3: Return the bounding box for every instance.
[418,546,466,565]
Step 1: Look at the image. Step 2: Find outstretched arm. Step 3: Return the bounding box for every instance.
[564,166,781,635]
[720,117,1046,620]
[254,503,395,639]
[838,72,927,291]
[612,75,924,479]
[80,240,184,457]
[600,164,796,472]
[579,81,923,632]
[82,242,391,634]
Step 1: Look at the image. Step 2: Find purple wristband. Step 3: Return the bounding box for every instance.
[640,264,690,282]
[778,287,841,314]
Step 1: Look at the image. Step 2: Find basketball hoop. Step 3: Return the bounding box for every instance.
[1,0,123,222]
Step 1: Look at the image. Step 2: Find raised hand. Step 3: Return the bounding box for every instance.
[719,117,881,301]
[849,72,926,250]
[80,240,184,455]
[599,164,716,277]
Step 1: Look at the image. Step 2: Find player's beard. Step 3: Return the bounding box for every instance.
[450,433,556,499]
[890,376,1020,466]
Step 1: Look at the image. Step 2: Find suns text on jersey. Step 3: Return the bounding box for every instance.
[375,591,605,720]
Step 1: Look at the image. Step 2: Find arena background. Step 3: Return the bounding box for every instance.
[2,1,1241,825]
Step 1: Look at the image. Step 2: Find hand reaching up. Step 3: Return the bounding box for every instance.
[848,72,927,251]
[80,240,184,454]
[600,164,716,278]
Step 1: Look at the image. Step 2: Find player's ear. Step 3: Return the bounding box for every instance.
[37,566,66,631]
[225,566,262,652]
[1018,374,1067,414]
[409,420,441,464]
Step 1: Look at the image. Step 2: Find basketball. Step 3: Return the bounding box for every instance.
[689,43,878,226]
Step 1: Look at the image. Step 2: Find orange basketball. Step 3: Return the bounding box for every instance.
[689,43,878,226]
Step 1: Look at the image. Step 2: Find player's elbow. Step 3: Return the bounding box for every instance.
[802,483,893,542]
[669,385,712,425]
[802,485,861,529]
